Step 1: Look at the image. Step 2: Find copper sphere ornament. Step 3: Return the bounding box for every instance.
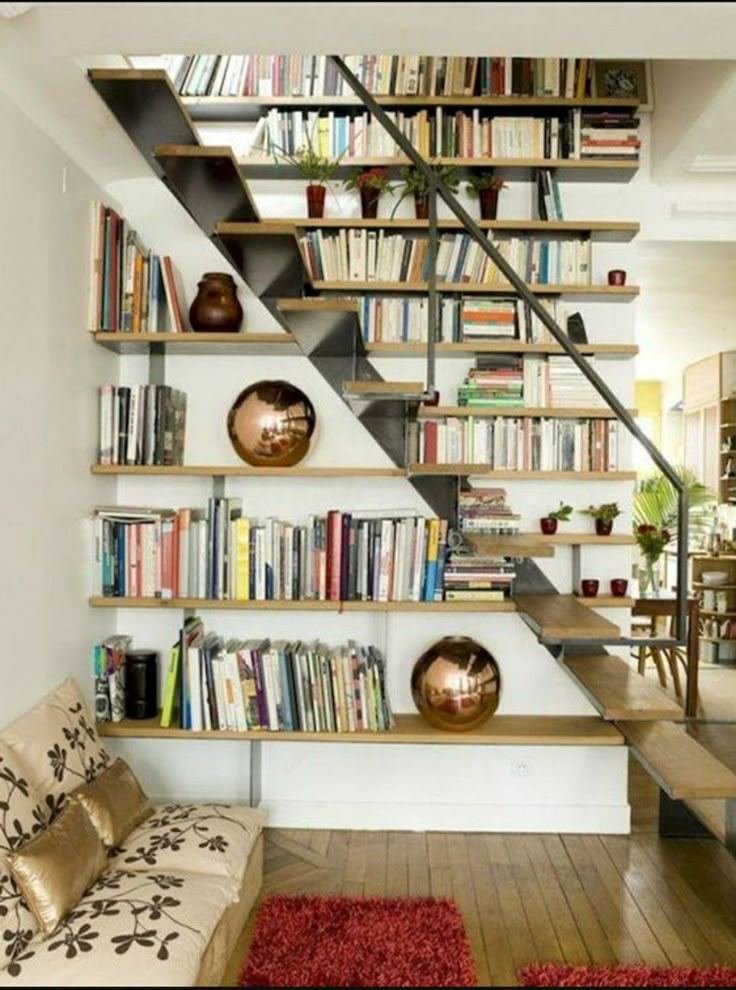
[411,636,500,732]
[227,380,317,467]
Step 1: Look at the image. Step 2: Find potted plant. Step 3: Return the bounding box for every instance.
[582,502,622,536]
[465,172,507,220]
[635,523,671,597]
[391,164,459,219]
[271,127,348,218]
[342,166,394,218]
[539,502,573,535]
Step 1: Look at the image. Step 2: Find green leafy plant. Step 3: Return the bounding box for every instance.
[633,467,715,548]
[390,164,459,217]
[581,502,622,524]
[342,166,394,194]
[546,502,573,523]
[465,172,507,196]
[271,124,349,185]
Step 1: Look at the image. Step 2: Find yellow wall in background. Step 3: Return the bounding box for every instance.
[635,380,663,447]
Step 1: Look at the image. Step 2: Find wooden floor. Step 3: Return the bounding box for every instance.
[222,758,736,986]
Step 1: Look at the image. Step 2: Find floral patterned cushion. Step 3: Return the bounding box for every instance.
[0,680,111,815]
[0,868,237,986]
[107,803,266,884]
[0,743,49,975]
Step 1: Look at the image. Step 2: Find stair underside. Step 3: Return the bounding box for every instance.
[563,654,683,720]
[514,594,620,641]
[620,720,736,799]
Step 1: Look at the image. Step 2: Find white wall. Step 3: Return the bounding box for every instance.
[0,91,116,723]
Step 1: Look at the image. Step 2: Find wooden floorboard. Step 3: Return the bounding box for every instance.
[224,764,736,987]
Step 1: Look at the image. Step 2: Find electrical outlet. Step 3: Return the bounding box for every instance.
[510,758,532,778]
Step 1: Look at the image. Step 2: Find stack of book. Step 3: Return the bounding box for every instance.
[93,503,451,603]
[412,416,619,470]
[536,169,564,221]
[581,111,641,160]
[547,356,606,407]
[93,635,130,723]
[458,486,521,535]
[457,356,524,407]
[461,299,517,340]
[300,230,591,286]
[442,554,516,602]
[87,201,185,333]
[518,298,569,344]
[98,384,187,466]
[167,55,596,99]
[160,617,394,734]
[358,296,459,344]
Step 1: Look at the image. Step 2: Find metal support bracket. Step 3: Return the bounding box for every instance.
[148,343,166,386]
[249,739,262,808]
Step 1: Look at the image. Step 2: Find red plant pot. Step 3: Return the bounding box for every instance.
[610,579,629,597]
[581,579,600,598]
[607,269,627,286]
[479,187,500,220]
[306,184,326,218]
[595,519,614,536]
[540,517,558,535]
[360,185,380,219]
[414,194,429,220]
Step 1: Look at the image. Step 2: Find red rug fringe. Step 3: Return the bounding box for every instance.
[520,962,736,986]
[238,893,477,987]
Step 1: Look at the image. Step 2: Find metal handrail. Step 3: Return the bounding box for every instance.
[328,55,688,651]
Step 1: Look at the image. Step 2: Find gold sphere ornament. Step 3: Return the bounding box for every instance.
[227,380,317,467]
[411,636,501,732]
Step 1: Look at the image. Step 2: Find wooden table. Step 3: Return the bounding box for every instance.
[633,595,700,717]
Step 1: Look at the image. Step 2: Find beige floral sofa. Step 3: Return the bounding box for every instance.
[0,679,265,986]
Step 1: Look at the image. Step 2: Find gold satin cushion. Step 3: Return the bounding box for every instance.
[7,801,106,934]
[72,758,152,847]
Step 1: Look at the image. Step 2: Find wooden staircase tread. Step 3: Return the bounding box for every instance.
[563,654,683,720]
[278,298,359,313]
[218,220,298,236]
[513,594,620,639]
[469,534,555,558]
[343,380,426,395]
[619,720,736,799]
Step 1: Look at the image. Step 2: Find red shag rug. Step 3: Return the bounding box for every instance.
[520,963,736,986]
[238,893,477,987]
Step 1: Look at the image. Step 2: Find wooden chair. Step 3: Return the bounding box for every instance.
[631,596,700,716]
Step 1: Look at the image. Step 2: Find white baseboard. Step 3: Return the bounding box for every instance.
[259,799,631,834]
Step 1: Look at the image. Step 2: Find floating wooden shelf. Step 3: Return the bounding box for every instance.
[93,331,298,354]
[407,465,637,480]
[90,465,405,477]
[312,280,639,296]
[259,218,640,241]
[514,593,620,640]
[98,711,623,745]
[89,596,518,613]
[577,596,635,608]
[540,533,636,546]
[277,297,359,312]
[693,582,736,589]
[365,341,639,358]
[469,534,555,558]
[700,610,736,618]
[240,156,639,178]
[418,405,630,419]
[620,720,736,799]
[563,655,683,721]
[343,380,425,396]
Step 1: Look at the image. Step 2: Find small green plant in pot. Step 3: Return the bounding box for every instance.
[465,172,507,220]
[540,502,573,535]
[582,502,622,536]
[342,166,394,218]
[271,126,348,218]
[391,164,459,219]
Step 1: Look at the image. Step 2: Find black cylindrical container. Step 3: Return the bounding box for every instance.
[125,650,159,719]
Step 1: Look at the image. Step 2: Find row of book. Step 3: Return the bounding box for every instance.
[443,553,516,602]
[159,618,394,733]
[93,503,451,603]
[355,296,582,346]
[410,417,620,471]
[98,385,187,467]
[299,230,592,285]
[457,355,606,409]
[87,201,185,333]
[166,54,599,100]
[93,635,129,723]
[458,486,521,535]
[252,107,634,161]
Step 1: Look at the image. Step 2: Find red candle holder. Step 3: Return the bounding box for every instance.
[581,579,599,598]
[610,579,629,597]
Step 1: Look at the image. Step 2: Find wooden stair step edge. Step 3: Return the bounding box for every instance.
[514,593,620,639]
[470,533,555,558]
[343,380,425,395]
[277,297,359,313]
[619,720,736,799]
[563,654,683,720]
